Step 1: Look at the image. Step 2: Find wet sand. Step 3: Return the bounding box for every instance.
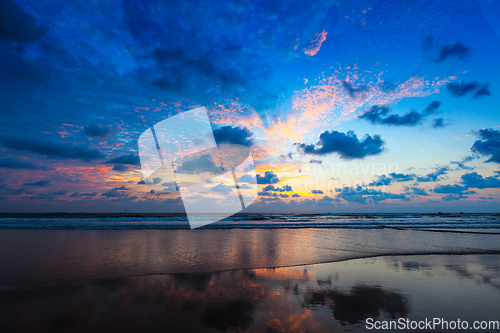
[1,228,499,284]
[1,229,499,332]
[1,254,499,332]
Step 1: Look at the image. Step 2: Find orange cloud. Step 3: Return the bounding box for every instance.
[304,30,327,56]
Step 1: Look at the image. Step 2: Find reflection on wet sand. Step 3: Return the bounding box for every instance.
[303,284,409,326]
[1,228,500,285]
[1,255,499,332]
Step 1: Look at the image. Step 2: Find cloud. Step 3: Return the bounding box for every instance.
[262,185,292,192]
[368,172,415,186]
[0,158,39,169]
[474,84,491,98]
[100,189,129,198]
[451,155,476,170]
[359,101,441,126]
[304,29,327,56]
[433,184,468,194]
[239,174,256,183]
[416,166,449,182]
[311,190,324,194]
[435,42,471,62]
[471,128,500,163]
[113,164,129,172]
[432,118,448,128]
[446,81,491,98]
[342,80,368,99]
[295,130,385,160]
[423,35,435,51]
[211,183,232,192]
[0,0,48,42]
[0,136,104,162]
[24,179,50,187]
[378,80,398,93]
[334,186,407,204]
[460,172,500,189]
[213,126,253,147]
[176,154,220,174]
[113,186,129,191]
[404,186,429,197]
[310,159,322,164]
[256,171,279,184]
[433,183,475,201]
[70,192,97,198]
[84,124,116,138]
[106,153,140,165]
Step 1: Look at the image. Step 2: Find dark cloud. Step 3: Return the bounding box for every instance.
[100,189,129,198]
[211,183,232,192]
[113,186,129,191]
[434,184,475,201]
[176,154,221,174]
[24,179,50,187]
[0,158,39,169]
[451,155,476,170]
[0,0,48,43]
[435,42,470,62]
[474,84,491,98]
[311,190,324,194]
[471,128,500,163]
[368,175,392,186]
[106,153,140,165]
[404,186,429,197]
[295,130,385,160]
[335,186,407,204]
[303,284,409,325]
[342,80,368,99]
[368,173,415,186]
[238,174,256,183]
[24,192,67,202]
[446,81,491,98]
[151,177,162,185]
[213,126,253,147]
[84,124,116,138]
[262,185,292,192]
[423,101,442,114]
[423,35,435,51]
[432,117,448,128]
[433,184,468,194]
[256,171,279,184]
[360,101,441,127]
[112,164,129,172]
[310,159,322,164]
[460,172,500,189]
[0,136,104,162]
[416,166,449,182]
[378,80,398,93]
[70,192,97,198]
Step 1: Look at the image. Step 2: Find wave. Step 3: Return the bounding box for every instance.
[0,213,499,230]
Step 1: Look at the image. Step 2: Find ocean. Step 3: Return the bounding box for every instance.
[1,212,499,231]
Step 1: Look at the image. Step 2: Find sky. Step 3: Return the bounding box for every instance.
[0,0,499,213]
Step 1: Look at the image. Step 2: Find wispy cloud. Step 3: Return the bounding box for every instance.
[304,30,327,56]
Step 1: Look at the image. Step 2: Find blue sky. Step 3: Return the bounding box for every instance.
[0,0,499,213]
